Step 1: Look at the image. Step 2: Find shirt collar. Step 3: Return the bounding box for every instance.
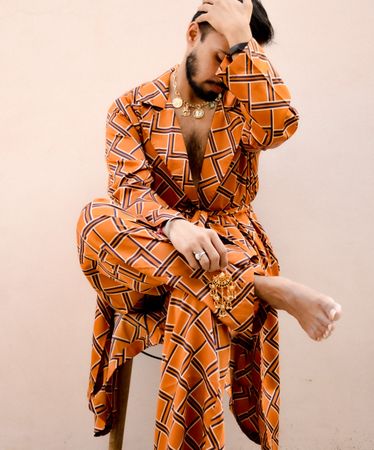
[136,64,237,110]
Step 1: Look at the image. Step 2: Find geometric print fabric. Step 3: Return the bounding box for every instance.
[76,36,299,449]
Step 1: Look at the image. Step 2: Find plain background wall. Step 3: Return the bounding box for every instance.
[1,0,373,449]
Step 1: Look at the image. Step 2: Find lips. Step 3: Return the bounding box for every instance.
[210,84,223,92]
[206,80,224,91]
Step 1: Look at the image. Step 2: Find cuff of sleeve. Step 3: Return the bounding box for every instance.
[215,37,265,84]
[137,207,186,229]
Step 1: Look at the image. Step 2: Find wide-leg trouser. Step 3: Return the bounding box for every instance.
[76,197,279,450]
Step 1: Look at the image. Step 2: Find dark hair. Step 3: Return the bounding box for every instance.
[191,0,274,46]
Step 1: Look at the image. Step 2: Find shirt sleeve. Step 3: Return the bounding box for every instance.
[215,37,300,151]
[105,94,186,228]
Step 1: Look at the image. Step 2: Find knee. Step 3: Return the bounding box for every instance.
[75,197,112,246]
[75,196,139,251]
[75,197,121,269]
[77,196,124,227]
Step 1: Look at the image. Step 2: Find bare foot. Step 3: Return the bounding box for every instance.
[254,275,342,342]
[281,278,342,342]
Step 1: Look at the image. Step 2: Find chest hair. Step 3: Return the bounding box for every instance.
[184,130,206,184]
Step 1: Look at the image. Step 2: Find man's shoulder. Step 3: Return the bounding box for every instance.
[108,66,173,113]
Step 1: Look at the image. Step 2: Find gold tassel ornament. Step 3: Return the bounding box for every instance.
[209,271,238,317]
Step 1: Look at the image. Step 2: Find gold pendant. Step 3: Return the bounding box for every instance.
[209,271,237,318]
[182,106,191,117]
[193,108,204,119]
[172,97,183,109]
[209,101,216,109]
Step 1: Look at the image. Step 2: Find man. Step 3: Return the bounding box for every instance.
[76,0,342,448]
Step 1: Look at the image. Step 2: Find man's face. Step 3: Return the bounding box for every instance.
[186,29,230,102]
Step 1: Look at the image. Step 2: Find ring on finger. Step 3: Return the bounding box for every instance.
[194,250,207,262]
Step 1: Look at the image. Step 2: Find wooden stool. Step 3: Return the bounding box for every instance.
[108,359,133,450]
[108,295,166,449]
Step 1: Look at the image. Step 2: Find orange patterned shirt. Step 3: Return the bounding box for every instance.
[76,37,299,450]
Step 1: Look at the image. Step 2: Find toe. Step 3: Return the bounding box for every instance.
[323,322,336,340]
[313,326,324,342]
[315,322,331,341]
[322,328,331,339]
[329,307,337,321]
[333,303,342,320]
[329,302,342,321]
[307,326,319,341]
[317,314,331,327]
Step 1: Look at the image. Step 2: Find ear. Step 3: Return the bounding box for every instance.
[186,21,201,46]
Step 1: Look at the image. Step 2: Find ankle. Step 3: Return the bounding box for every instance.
[254,274,294,313]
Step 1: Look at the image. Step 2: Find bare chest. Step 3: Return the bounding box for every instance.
[177,114,214,184]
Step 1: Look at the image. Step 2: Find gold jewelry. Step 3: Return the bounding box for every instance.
[209,271,238,318]
[171,67,221,119]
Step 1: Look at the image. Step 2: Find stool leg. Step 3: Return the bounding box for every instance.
[108,359,133,450]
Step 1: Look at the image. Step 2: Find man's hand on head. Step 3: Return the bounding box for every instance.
[195,0,253,48]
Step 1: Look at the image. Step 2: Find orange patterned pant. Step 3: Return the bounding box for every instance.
[77,197,280,449]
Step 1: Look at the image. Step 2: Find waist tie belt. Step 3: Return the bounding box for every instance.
[186,203,253,226]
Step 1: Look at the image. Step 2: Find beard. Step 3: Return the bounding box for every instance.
[185,50,226,102]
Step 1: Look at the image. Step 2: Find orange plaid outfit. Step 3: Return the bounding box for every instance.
[76,37,299,449]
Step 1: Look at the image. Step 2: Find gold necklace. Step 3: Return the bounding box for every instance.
[171,67,222,119]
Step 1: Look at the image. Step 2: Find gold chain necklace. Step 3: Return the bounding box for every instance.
[171,67,222,119]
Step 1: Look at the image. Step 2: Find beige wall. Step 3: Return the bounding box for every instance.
[1,0,373,449]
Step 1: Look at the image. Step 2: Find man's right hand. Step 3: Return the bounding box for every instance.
[166,219,228,272]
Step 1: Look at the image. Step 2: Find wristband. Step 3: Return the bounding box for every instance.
[228,41,248,56]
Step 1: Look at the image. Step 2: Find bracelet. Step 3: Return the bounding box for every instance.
[157,218,185,238]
